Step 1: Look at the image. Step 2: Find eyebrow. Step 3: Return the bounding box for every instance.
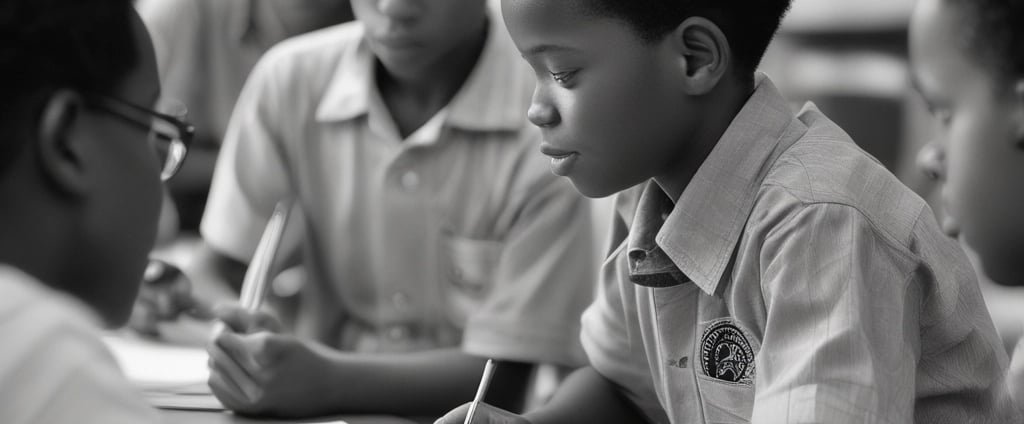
[524,44,582,56]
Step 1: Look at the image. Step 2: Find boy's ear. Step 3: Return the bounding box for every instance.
[36,89,90,196]
[1014,80,1024,149]
[668,16,730,95]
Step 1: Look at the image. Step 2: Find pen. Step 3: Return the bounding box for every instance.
[212,200,292,336]
[240,200,292,311]
[464,359,497,424]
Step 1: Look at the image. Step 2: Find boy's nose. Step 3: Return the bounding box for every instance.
[916,140,946,181]
[527,101,559,128]
[377,0,422,20]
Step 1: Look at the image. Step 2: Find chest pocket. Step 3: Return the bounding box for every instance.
[441,233,503,327]
[696,318,758,423]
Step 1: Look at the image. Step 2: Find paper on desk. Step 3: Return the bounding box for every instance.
[104,335,224,410]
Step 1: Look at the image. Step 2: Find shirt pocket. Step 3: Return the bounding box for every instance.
[441,233,504,327]
[696,373,755,424]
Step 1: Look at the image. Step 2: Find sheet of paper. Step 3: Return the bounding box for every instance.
[104,334,224,410]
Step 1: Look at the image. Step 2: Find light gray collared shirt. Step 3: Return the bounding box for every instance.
[581,75,1019,423]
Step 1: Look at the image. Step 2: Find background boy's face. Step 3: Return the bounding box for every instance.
[503,0,697,198]
[352,0,487,80]
[78,13,164,325]
[910,0,1024,284]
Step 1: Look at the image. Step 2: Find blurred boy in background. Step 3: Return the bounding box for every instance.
[199,0,597,419]
[910,0,1024,405]
[0,0,190,421]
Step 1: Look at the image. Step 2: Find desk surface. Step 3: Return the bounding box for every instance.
[161,409,429,424]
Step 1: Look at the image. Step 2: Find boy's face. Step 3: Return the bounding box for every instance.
[79,12,164,325]
[351,0,487,80]
[502,0,698,198]
[910,0,1024,284]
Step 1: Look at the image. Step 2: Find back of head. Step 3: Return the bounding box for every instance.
[0,0,162,326]
[571,0,792,77]
[0,0,138,174]
[944,0,1024,81]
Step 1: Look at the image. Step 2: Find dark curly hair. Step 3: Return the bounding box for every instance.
[0,0,138,172]
[569,0,792,76]
[945,0,1024,80]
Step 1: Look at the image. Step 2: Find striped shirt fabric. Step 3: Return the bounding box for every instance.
[581,75,1020,423]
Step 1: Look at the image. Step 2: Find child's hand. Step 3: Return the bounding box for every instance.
[434,402,534,424]
[206,305,329,416]
[127,259,213,337]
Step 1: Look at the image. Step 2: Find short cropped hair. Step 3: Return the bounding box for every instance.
[945,0,1024,80]
[0,0,138,172]
[571,0,791,76]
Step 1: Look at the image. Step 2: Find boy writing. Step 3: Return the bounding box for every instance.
[0,0,188,421]
[438,0,1020,422]
[201,0,596,418]
[909,0,1024,405]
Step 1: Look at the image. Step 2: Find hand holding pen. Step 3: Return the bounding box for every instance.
[205,200,340,416]
[434,360,535,424]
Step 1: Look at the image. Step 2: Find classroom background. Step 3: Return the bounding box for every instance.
[143,0,1024,364]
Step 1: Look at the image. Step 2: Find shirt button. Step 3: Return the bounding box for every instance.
[400,171,419,191]
[386,325,410,340]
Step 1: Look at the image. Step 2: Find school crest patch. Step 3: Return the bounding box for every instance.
[700,319,756,385]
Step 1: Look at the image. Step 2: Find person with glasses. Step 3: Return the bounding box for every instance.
[0,1,190,421]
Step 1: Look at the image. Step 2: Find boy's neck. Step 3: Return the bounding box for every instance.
[0,197,78,296]
[655,75,757,202]
[376,20,489,139]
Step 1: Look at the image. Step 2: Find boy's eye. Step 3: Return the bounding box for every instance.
[549,70,577,85]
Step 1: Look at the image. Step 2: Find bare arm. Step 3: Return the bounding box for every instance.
[314,349,532,417]
[435,366,647,424]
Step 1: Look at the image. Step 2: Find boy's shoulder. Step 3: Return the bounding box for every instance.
[756,103,929,247]
[0,265,102,333]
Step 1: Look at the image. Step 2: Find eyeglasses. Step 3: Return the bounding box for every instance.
[88,96,195,181]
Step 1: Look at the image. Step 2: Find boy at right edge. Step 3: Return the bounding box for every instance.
[438,0,1021,423]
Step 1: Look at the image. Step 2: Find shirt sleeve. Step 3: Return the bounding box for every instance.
[461,168,597,368]
[0,289,159,424]
[752,203,920,423]
[35,335,161,424]
[200,48,297,264]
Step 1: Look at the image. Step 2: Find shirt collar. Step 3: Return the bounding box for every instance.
[649,74,807,295]
[315,11,532,132]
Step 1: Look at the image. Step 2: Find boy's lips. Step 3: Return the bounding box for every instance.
[540,143,579,177]
[539,143,575,158]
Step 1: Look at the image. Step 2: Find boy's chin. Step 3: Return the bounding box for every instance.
[568,178,622,199]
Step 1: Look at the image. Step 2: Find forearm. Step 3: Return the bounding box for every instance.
[525,366,647,424]
[317,348,532,417]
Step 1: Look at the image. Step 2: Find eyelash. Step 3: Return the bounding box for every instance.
[549,70,577,85]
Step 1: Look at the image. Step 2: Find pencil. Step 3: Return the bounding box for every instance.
[463,359,497,424]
